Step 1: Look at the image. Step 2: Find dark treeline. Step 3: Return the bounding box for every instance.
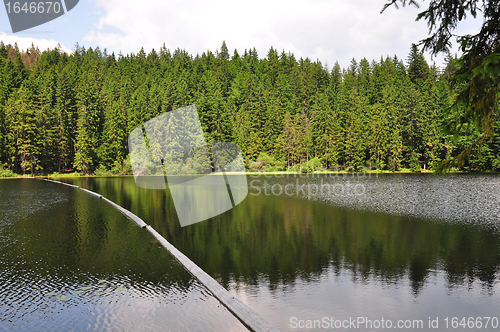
[1,40,499,175]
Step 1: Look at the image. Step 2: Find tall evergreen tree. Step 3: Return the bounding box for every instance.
[74,62,103,173]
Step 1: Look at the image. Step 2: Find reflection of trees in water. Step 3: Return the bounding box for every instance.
[3,179,195,293]
[66,177,500,297]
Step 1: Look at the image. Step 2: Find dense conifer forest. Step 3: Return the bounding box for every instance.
[0,40,499,176]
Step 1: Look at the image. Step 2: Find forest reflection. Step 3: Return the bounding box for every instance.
[61,174,500,296]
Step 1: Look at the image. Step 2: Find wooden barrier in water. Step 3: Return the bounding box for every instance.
[39,178,279,332]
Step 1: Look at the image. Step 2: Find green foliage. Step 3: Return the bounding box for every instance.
[307,157,323,171]
[249,152,285,172]
[110,156,133,175]
[409,151,422,172]
[286,157,323,173]
[1,42,499,176]
[93,164,113,177]
[0,164,16,177]
[382,0,500,171]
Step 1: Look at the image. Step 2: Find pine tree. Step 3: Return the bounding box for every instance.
[8,82,41,174]
[196,70,231,143]
[218,40,230,61]
[311,91,340,167]
[407,44,430,87]
[74,62,103,173]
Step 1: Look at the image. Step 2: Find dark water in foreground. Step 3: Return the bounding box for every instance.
[58,173,500,331]
[0,179,246,331]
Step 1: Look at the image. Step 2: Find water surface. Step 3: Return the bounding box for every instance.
[0,178,246,331]
[59,174,500,331]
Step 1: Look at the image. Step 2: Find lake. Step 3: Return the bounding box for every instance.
[52,173,500,331]
[2,173,500,331]
[0,178,247,331]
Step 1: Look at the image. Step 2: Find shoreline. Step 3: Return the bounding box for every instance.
[3,169,500,179]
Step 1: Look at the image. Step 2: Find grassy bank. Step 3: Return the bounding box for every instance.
[0,168,473,179]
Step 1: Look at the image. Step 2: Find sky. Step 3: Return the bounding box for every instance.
[0,0,484,70]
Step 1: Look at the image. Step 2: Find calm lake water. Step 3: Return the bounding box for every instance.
[0,178,247,331]
[54,173,500,331]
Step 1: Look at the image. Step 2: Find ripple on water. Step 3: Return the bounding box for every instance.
[0,187,67,226]
[261,174,500,227]
[0,179,248,331]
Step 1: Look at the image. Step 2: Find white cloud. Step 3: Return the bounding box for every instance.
[0,31,72,54]
[83,0,447,68]
[0,0,475,69]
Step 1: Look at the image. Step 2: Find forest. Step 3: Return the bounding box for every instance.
[0,40,499,176]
